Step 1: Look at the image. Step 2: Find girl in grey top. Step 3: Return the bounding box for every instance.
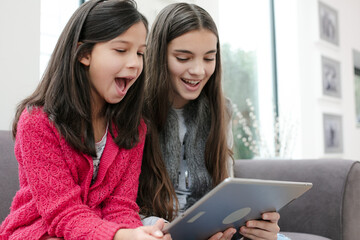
[138,2,283,240]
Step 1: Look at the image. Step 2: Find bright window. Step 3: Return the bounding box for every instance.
[219,0,278,159]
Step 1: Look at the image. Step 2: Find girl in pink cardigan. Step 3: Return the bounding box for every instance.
[0,1,170,240]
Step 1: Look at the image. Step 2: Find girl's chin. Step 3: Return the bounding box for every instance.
[182,89,202,99]
[106,95,125,104]
[173,93,201,107]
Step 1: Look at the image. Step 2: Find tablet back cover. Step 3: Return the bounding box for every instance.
[164,177,312,240]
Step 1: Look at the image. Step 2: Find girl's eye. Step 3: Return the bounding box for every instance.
[204,58,215,62]
[204,55,216,61]
[116,49,125,53]
[176,57,189,62]
[137,52,144,56]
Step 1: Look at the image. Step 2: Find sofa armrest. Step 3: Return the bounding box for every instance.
[234,159,360,240]
[0,130,19,223]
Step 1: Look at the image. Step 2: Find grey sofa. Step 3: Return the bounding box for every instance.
[1,130,360,240]
[0,130,18,224]
[235,159,360,240]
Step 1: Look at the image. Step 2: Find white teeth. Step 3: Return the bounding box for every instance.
[182,78,200,85]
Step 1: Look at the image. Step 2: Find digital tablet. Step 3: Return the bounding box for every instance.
[163,177,312,240]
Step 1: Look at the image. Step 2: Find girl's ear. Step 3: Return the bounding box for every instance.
[78,42,90,66]
[79,54,90,66]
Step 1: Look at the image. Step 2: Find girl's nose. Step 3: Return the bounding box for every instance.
[126,52,142,69]
[188,60,205,76]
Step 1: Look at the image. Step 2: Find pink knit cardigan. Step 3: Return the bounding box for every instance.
[0,108,146,240]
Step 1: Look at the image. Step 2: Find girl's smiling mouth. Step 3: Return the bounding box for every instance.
[115,76,135,95]
[181,78,201,86]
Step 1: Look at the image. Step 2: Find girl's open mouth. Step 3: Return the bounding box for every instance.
[115,77,134,95]
[181,78,200,86]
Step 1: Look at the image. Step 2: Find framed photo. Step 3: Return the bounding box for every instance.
[355,73,360,126]
[323,114,343,153]
[353,50,360,127]
[318,1,339,45]
[322,56,341,98]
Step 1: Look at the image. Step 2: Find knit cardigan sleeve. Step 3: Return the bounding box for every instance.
[12,108,144,240]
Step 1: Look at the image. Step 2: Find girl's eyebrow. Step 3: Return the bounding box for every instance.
[174,49,217,54]
[111,40,147,48]
[111,39,129,44]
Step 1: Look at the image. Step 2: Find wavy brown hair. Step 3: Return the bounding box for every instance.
[137,3,232,221]
[12,0,148,156]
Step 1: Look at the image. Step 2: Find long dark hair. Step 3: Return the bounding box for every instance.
[137,3,232,221]
[12,0,148,157]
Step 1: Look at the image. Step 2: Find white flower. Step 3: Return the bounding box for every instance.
[231,99,298,159]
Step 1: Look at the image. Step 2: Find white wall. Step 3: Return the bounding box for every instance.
[275,0,360,160]
[0,0,40,131]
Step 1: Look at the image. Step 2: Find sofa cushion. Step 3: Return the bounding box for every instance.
[281,232,331,240]
[0,130,19,223]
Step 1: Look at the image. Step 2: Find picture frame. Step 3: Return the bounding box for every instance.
[321,56,341,98]
[318,1,339,46]
[323,113,343,153]
[353,49,360,127]
[354,72,360,127]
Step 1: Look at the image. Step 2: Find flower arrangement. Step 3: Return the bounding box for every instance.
[232,98,298,159]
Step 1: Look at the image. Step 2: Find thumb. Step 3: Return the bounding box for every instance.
[154,218,165,229]
[150,219,165,237]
